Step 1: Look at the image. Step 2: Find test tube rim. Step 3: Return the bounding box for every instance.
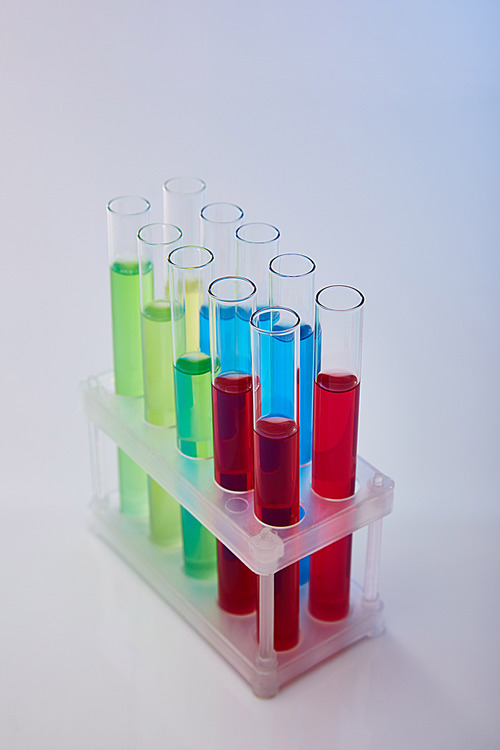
[167,245,214,270]
[201,202,244,224]
[269,253,316,278]
[137,222,182,246]
[208,275,257,304]
[107,195,151,216]
[316,285,365,312]
[236,222,280,245]
[163,176,207,195]
[250,306,300,335]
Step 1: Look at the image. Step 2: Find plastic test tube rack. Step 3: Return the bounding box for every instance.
[80,371,394,698]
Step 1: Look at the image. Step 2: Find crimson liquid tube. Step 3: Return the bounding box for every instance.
[251,307,300,650]
[208,276,257,614]
[309,286,364,621]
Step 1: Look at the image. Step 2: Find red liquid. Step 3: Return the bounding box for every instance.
[311,372,360,499]
[217,541,257,615]
[212,373,256,615]
[254,416,300,650]
[309,372,360,621]
[253,416,299,526]
[212,374,253,492]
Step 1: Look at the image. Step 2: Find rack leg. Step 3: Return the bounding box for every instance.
[254,574,278,698]
[88,421,105,502]
[363,518,383,602]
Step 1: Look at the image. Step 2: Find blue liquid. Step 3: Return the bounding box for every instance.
[199,304,210,355]
[200,304,252,373]
[299,324,313,466]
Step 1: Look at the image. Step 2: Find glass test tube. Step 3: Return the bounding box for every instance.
[163,177,206,245]
[209,276,257,614]
[168,245,216,578]
[138,223,183,546]
[269,253,316,466]
[309,285,364,621]
[200,203,244,355]
[251,307,300,651]
[107,195,151,516]
[236,223,280,309]
[269,253,316,587]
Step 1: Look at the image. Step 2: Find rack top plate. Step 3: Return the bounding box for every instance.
[80,373,394,574]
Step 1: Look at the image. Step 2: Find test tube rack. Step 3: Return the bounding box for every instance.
[80,371,394,698]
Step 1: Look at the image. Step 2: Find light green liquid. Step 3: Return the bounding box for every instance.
[149,478,181,547]
[110,260,152,395]
[181,507,216,579]
[142,300,176,426]
[110,260,153,516]
[173,352,213,459]
[141,299,181,545]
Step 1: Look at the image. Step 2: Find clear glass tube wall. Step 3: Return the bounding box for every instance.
[168,245,216,578]
[138,223,182,546]
[309,285,364,621]
[163,177,206,246]
[236,223,280,309]
[199,202,244,354]
[251,306,300,651]
[107,195,151,516]
[269,253,316,467]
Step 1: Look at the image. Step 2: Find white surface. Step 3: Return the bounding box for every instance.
[1,1,499,748]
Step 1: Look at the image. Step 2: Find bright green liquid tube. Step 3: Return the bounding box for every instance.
[174,351,216,577]
[110,260,152,516]
[142,300,181,546]
[173,352,213,458]
[181,507,216,579]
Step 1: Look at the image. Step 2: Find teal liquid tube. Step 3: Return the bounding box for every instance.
[251,307,301,651]
[209,277,257,614]
[168,245,216,578]
[107,195,151,516]
[235,223,280,309]
[270,253,316,586]
[200,202,244,354]
[138,223,183,546]
[309,285,364,621]
[163,177,206,245]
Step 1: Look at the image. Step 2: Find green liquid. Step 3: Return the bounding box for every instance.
[173,350,216,576]
[141,299,181,545]
[110,259,153,516]
[181,508,216,579]
[173,352,213,459]
[142,300,176,427]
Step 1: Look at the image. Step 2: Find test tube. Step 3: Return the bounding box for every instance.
[168,245,216,578]
[163,177,206,245]
[236,223,280,309]
[251,307,300,651]
[107,195,151,516]
[269,253,316,466]
[269,253,316,587]
[209,276,257,614]
[309,285,364,621]
[138,223,182,546]
[200,203,244,354]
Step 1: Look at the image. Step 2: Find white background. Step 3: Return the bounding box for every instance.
[1,1,499,747]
